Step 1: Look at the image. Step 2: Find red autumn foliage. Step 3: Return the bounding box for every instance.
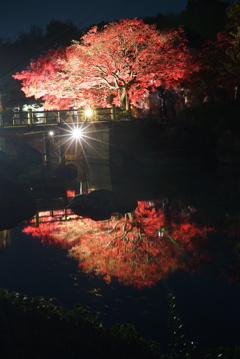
[14,19,197,111]
[23,201,214,288]
[13,47,73,110]
[66,189,76,198]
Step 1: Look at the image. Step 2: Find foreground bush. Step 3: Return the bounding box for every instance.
[0,289,162,359]
[0,289,239,358]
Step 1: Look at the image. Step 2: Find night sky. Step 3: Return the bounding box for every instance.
[1,0,188,40]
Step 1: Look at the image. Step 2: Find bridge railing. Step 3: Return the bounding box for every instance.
[0,107,125,127]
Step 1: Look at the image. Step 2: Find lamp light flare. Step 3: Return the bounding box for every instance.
[71,127,83,139]
[48,130,55,136]
[85,108,93,117]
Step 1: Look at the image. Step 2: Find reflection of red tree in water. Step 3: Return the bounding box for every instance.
[23,202,214,288]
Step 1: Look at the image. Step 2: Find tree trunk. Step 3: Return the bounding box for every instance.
[120,87,130,112]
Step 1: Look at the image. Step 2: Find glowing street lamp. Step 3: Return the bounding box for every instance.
[71,127,83,139]
[84,108,93,119]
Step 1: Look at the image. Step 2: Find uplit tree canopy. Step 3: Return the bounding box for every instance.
[13,19,197,111]
[13,47,74,110]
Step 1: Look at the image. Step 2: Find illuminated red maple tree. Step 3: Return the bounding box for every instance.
[23,201,214,288]
[14,19,197,111]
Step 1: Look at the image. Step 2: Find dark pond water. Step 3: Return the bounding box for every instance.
[0,149,240,353]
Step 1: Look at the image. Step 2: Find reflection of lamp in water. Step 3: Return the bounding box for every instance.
[84,108,93,120]
[158,227,180,247]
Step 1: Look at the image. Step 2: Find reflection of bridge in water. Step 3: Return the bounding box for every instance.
[33,204,81,227]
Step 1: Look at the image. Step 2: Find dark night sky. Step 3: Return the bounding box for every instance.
[1,0,188,40]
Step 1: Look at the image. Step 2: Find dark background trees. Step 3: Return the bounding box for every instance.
[145,0,231,47]
[180,0,231,44]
